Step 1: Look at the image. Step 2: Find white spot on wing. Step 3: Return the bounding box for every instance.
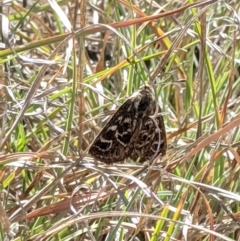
[107,125,118,131]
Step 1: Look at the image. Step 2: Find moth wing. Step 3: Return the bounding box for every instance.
[89,99,138,164]
[129,107,167,163]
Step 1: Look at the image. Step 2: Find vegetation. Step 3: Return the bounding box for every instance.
[0,0,240,240]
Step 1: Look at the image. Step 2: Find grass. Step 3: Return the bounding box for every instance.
[1,0,240,240]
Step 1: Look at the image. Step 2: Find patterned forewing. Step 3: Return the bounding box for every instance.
[129,106,167,163]
[89,86,154,163]
[89,99,137,163]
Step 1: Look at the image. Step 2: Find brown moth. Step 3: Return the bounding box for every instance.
[89,85,167,164]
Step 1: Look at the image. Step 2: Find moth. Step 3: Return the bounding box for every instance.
[89,85,167,164]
